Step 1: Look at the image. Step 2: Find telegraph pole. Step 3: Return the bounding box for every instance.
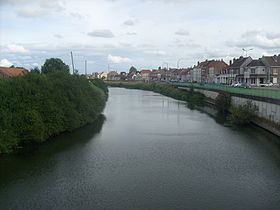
[85,60,87,75]
[70,51,75,74]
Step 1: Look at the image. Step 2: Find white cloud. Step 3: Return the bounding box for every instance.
[7,44,29,53]
[108,54,132,63]
[0,59,13,67]
[2,0,64,18]
[88,30,115,38]
[147,50,167,56]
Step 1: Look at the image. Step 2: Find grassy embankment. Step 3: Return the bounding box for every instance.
[0,73,108,154]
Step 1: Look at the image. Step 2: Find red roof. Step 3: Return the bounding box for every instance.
[141,70,151,74]
[0,67,27,78]
[151,70,160,73]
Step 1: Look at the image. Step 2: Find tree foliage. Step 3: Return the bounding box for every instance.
[0,72,107,154]
[41,58,70,74]
[129,66,137,73]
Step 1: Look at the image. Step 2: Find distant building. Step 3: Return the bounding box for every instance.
[150,70,161,81]
[261,55,280,85]
[98,72,108,80]
[218,56,252,84]
[107,71,119,80]
[0,67,28,79]
[140,70,151,82]
[243,59,267,86]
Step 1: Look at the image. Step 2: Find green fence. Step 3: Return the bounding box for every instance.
[173,82,280,100]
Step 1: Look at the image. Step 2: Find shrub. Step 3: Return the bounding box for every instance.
[215,93,231,115]
[229,101,258,125]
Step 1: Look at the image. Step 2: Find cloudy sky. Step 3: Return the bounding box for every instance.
[0,0,280,73]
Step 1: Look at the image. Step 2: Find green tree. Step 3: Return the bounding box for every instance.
[41,58,70,74]
[129,66,137,73]
[30,66,40,74]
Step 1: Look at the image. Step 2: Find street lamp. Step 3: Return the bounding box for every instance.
[177,58,188,69]
[242,48,253,57]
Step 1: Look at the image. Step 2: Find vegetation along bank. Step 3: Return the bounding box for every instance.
[0,58,108,154]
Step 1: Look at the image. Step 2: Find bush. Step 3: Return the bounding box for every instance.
[229,101,258,125]
[215,93,231,115]
[0,72,107,154]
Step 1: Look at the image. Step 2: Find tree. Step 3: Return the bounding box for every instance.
[30,66,40,74]
[129,66,137,73]
[41,58,70,74]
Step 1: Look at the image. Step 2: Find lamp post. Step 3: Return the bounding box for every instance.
[242,48,253,57]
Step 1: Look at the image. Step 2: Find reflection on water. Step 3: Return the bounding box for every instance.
[0,115,105,187]
[0,88,279,209]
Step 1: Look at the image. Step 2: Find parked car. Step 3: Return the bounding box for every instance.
[240,83,251,89]
[260,83,273,87]
[231,82,241,87]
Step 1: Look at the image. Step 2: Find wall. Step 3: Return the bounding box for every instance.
[180,87,280,123]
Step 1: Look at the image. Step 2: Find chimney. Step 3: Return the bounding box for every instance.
[197,61,200,66]
[230,60,232,66]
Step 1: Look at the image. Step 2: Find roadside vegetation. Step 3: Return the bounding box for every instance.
[228,101,258,125]
[0,58,107,154]
[215,92,259,126]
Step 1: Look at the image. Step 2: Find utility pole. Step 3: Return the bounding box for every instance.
[85,60,87,75]
[70,51,75,74]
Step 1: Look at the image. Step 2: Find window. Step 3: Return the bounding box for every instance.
[250,68,255,74]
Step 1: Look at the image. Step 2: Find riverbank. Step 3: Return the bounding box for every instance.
[0,73,108,154]
[106,81,280,138]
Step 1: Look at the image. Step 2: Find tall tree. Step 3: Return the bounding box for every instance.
[129,66,137,73]
[41,58,70,74]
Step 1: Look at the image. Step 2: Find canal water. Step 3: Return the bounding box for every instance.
[0,88,280,209]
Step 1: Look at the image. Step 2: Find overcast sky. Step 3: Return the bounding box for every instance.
[0,0,280,73]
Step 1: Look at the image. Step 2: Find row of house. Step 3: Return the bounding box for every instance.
[217,55,280,86]
[95,54,280,86]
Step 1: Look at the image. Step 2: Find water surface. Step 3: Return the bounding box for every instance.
[0,88,280,209]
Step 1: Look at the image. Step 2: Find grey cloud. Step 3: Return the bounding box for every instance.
[123,19,135,26]
[16,8,46,18]
[126,32,137,36]
[229,30,280,50]
[54,34,63,39]
[175,29,190,36]
[87,30,115,38]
